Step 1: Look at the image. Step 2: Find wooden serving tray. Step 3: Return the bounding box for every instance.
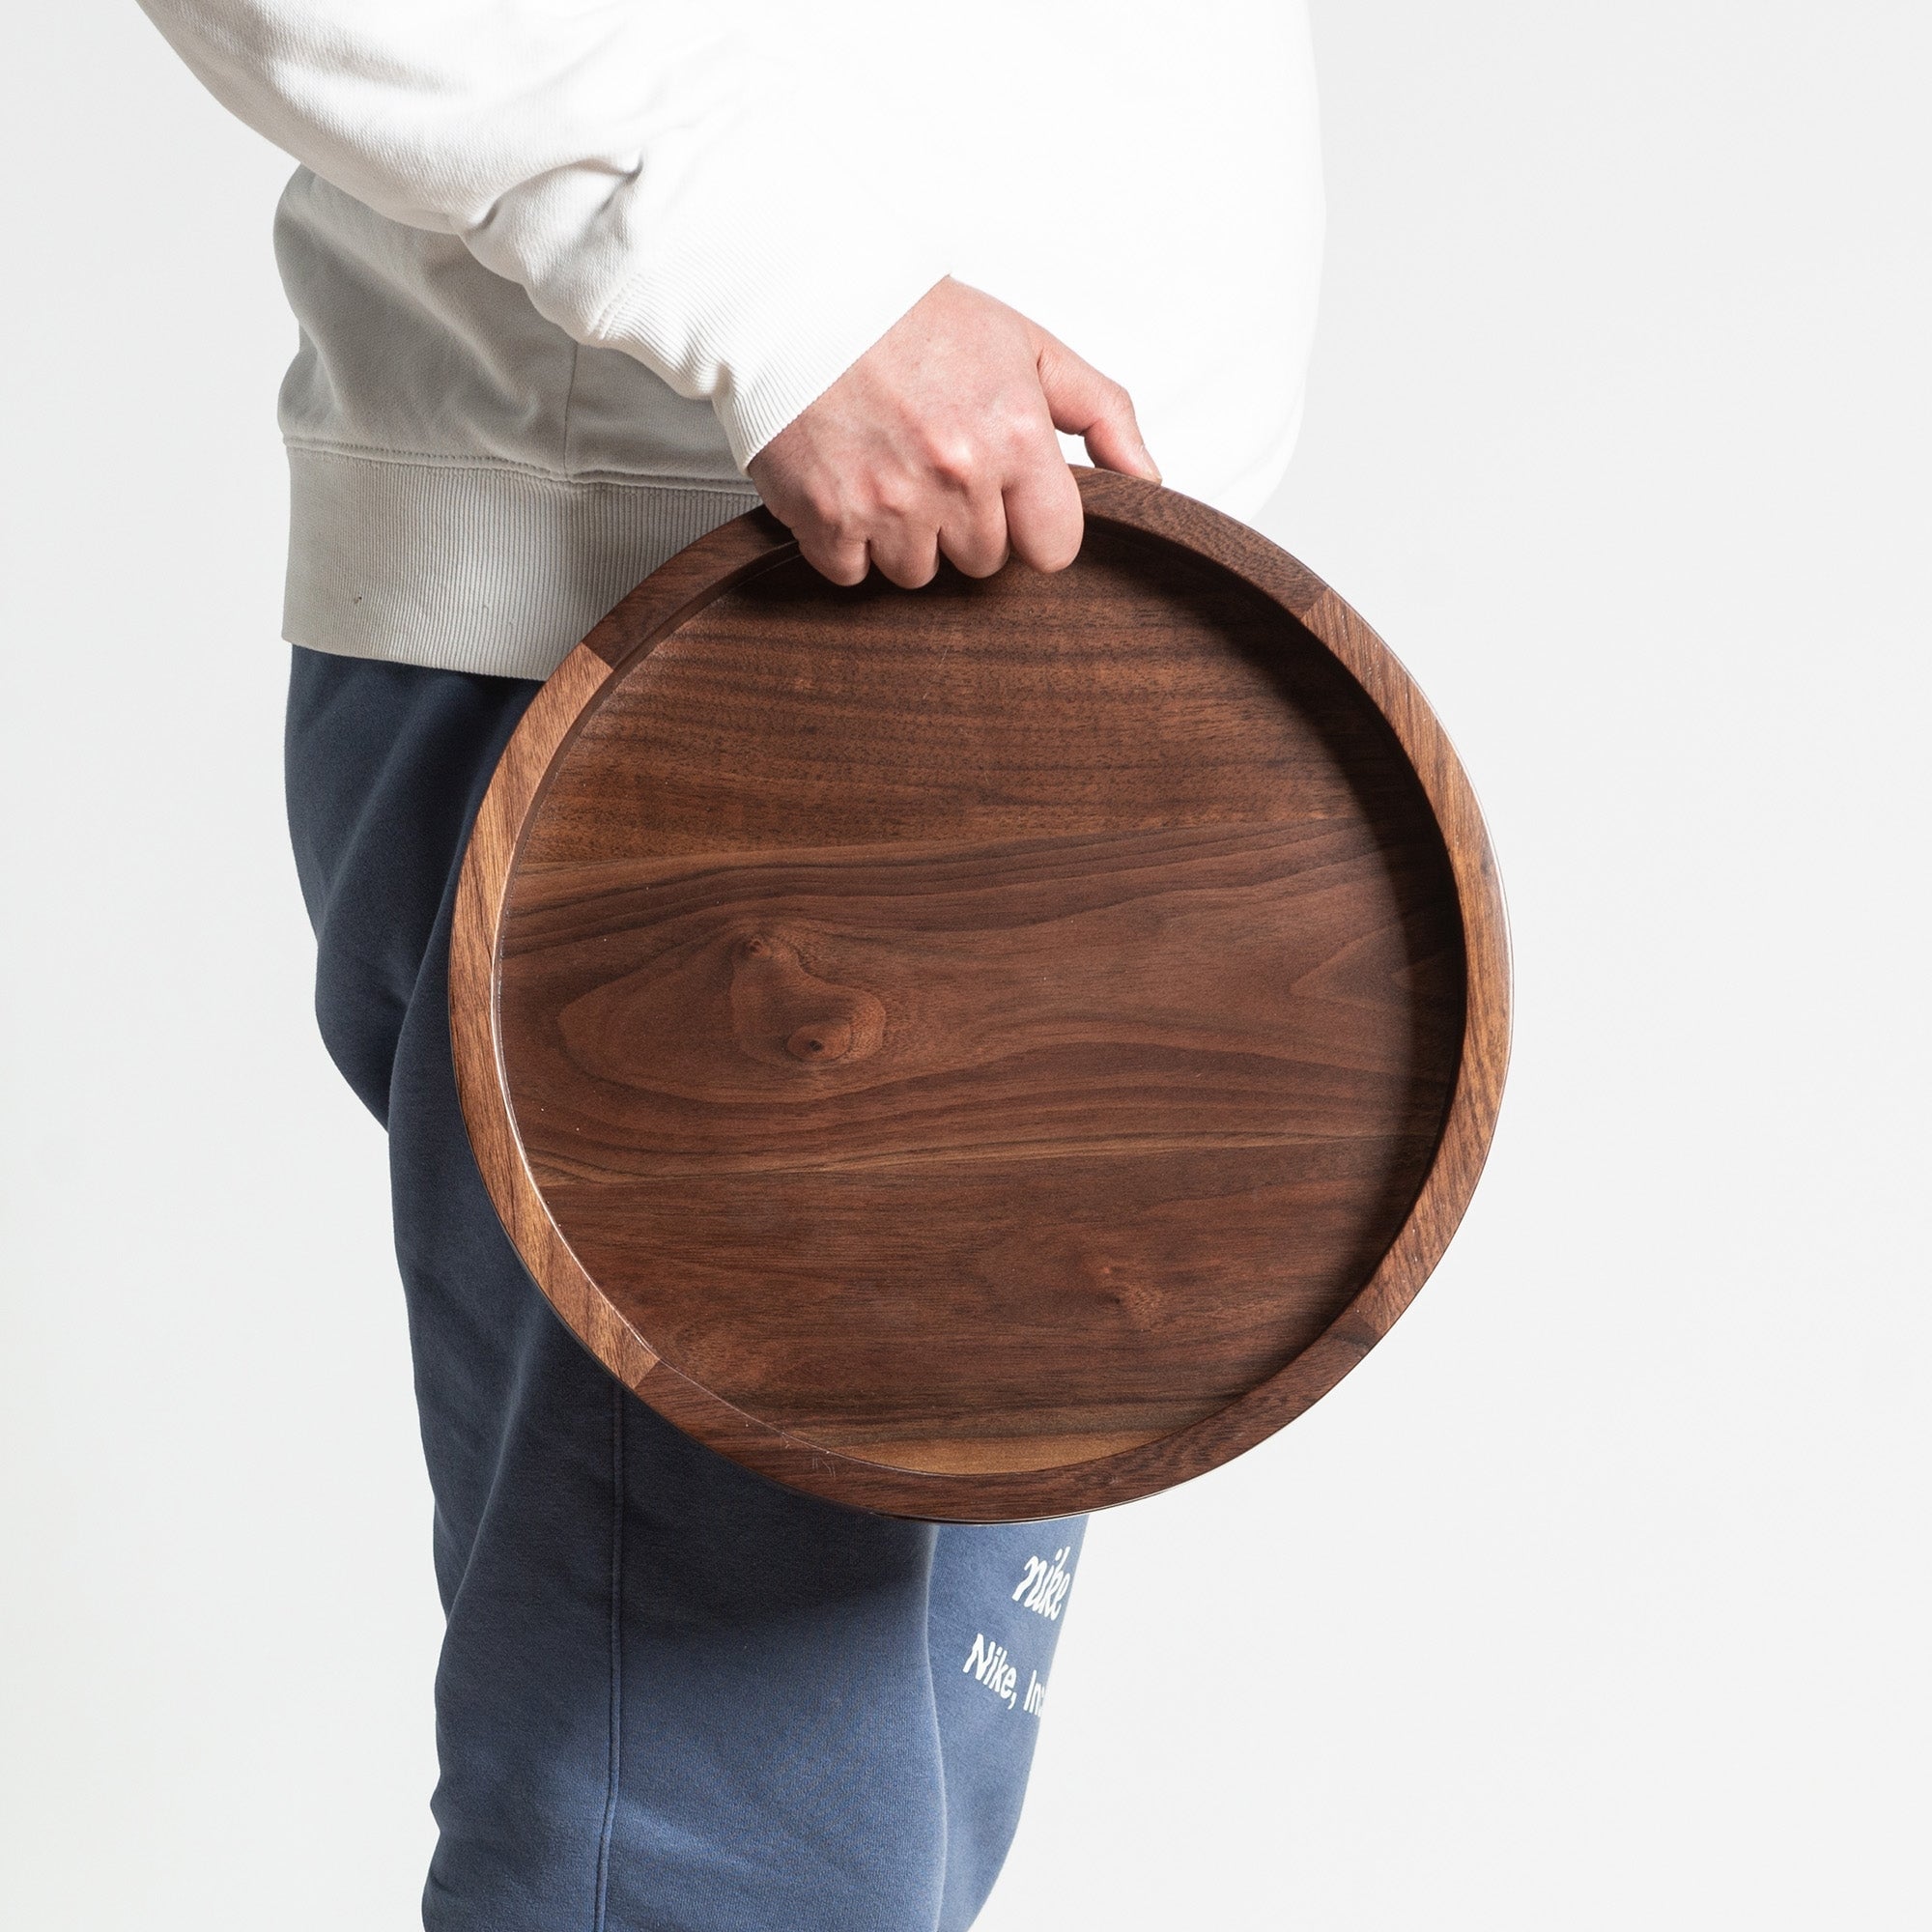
[452,470,1509,1520]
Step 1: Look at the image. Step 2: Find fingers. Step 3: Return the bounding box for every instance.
[867,520,941,589]
[793,526,871,588]
[1002,454,1084,575]
[790,498,1010,587]
[800,525,943,591]
[782,448,1079,586]
[938,491,1011,580]
[835,496,1012,588]
[1035,332,1161,483]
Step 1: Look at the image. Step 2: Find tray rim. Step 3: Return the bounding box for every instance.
[449,469,1512,1521]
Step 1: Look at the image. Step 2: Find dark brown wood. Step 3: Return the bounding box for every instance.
[451,469,1510,1520]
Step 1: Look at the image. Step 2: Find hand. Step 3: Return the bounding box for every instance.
[747,276,1160,588]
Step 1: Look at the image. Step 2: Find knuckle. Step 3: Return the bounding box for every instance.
[923,433,981,489]
[872,473,918,520]
[824,507,869,549]
[800,484,846,533]
[988,404,1040,462]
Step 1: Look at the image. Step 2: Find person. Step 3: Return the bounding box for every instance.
[136,4,1324,1925]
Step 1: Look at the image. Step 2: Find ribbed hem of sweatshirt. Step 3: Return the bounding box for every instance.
[283,445,760,681]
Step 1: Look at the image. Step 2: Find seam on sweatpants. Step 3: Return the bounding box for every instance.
[593,1385,625,1932]
[925,1537,950,1932]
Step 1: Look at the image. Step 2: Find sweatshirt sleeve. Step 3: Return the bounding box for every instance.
[136,0,951,469]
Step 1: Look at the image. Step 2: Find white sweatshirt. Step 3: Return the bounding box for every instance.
[140,1,1323,679]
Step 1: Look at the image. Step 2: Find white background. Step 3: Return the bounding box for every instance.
[3,4,1926,1927]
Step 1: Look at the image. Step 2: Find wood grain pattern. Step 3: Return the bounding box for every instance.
[450,470,1511,1519]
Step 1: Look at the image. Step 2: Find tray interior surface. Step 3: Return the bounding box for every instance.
[497,526,1465,1475]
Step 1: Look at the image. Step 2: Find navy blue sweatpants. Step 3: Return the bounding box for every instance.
[283,644,1084,1932]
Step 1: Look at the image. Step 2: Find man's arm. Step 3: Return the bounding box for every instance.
[138,0,1155,583]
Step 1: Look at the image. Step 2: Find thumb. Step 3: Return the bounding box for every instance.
[1035,332,1161,483]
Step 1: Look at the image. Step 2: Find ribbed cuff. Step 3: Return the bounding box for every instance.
[283,446,759,680]
[594,261,951,472]
[704,267,951,470]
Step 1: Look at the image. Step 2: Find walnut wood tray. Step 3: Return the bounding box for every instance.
[452,469,1509,1521]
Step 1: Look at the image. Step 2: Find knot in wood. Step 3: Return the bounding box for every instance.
[786,1019,855,1062]
[726,927,887,1070]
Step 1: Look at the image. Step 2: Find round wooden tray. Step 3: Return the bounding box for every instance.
[452,469,1509,1521]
